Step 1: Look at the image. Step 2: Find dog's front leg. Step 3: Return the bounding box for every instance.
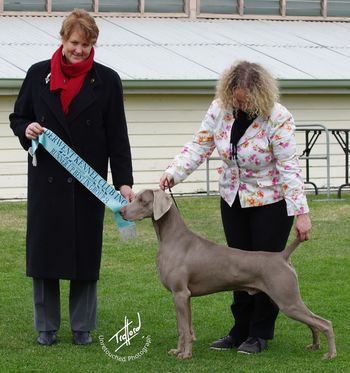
[168,289,192,359]
[189,297,196,342]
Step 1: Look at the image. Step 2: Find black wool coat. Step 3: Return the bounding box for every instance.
[10,60,133,281]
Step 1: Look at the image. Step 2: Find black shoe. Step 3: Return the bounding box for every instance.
[37,331,57,346]
[209,335,239,350]
[73,331,92,345]
[237,337,268,354]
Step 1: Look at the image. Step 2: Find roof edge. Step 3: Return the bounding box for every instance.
[279,80,350,94]
[0,79,23,95]
[123,80,217,95]
[1,79,350,95]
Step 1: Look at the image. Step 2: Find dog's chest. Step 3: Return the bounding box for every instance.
[156,251,176,291]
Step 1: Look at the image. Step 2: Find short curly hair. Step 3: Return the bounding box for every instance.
[60,8,99,45]
[216,61,279,118]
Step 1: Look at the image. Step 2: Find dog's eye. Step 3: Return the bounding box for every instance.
[139,197,151,207]
[137,196,146,205]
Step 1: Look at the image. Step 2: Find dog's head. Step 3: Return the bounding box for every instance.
[120,189,172,221]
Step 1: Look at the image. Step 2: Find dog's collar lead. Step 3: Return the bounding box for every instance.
[168,186,179,211]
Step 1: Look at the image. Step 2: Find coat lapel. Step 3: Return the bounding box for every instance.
[40,76,73,141]
[40,64,101,139]
[238,116,265,145]
[66,69,99,124]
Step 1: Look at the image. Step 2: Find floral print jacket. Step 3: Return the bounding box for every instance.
[166,99,309,216]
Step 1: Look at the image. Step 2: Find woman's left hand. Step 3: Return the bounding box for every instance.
[295,213,312,242]
[119,185,135,202]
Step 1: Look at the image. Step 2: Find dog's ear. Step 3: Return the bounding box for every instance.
[153,189,172,220]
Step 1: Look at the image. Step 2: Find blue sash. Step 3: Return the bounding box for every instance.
[29,128,136,240]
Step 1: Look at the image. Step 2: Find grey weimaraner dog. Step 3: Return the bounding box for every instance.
[120,189,336,360]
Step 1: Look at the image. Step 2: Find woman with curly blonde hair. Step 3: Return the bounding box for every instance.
[160,60,311,355]
[216,60,279,117]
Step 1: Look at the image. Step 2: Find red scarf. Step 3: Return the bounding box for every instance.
[50,45,94,114]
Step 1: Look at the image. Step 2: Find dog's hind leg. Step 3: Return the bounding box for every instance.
[307,324,320,350]
[168,288,193,359]
[265,269,336,360]
[278,299,336,359]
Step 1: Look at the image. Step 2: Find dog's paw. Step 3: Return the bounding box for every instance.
[306,343,320,350]
[177,351,192,360]
[168,348,180,356]
[322,351,337,360]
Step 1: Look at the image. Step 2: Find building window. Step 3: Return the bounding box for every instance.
[200,0,238,14]
[1,0,350,18]
[52,0,93,12]
[199,1,317,17]
[98,0,139,13]
[286,0,321,16]
[4,0,46,11]
[244,0,280,15]
[328,0,350,17]
[3,0,187,13]
[145,0,184,13]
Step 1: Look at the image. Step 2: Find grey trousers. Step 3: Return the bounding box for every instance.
[32,278,97,332]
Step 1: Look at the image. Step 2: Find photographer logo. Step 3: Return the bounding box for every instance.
[99,312,151,362]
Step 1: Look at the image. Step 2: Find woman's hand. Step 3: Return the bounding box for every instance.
[119,185,135,202]
[25,122,44,140]
[295,213,311,242]
[159,172,174,190]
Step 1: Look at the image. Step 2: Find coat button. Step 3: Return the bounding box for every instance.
[86,120,91,126]
[47,176,54,183]
[41,116,45,124]
[67,177,73,183]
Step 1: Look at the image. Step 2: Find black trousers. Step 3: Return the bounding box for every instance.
[33,278,97,332]
[220,196,294,342]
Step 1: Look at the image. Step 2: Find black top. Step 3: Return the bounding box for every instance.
[230,110,257,160]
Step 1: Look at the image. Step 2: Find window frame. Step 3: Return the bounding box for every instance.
[0,0,349,20]
[0,0,192,16]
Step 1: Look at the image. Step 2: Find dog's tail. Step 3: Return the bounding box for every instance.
[281,238,301,260]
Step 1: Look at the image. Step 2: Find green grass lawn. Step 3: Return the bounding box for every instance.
[0,193,349,373]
